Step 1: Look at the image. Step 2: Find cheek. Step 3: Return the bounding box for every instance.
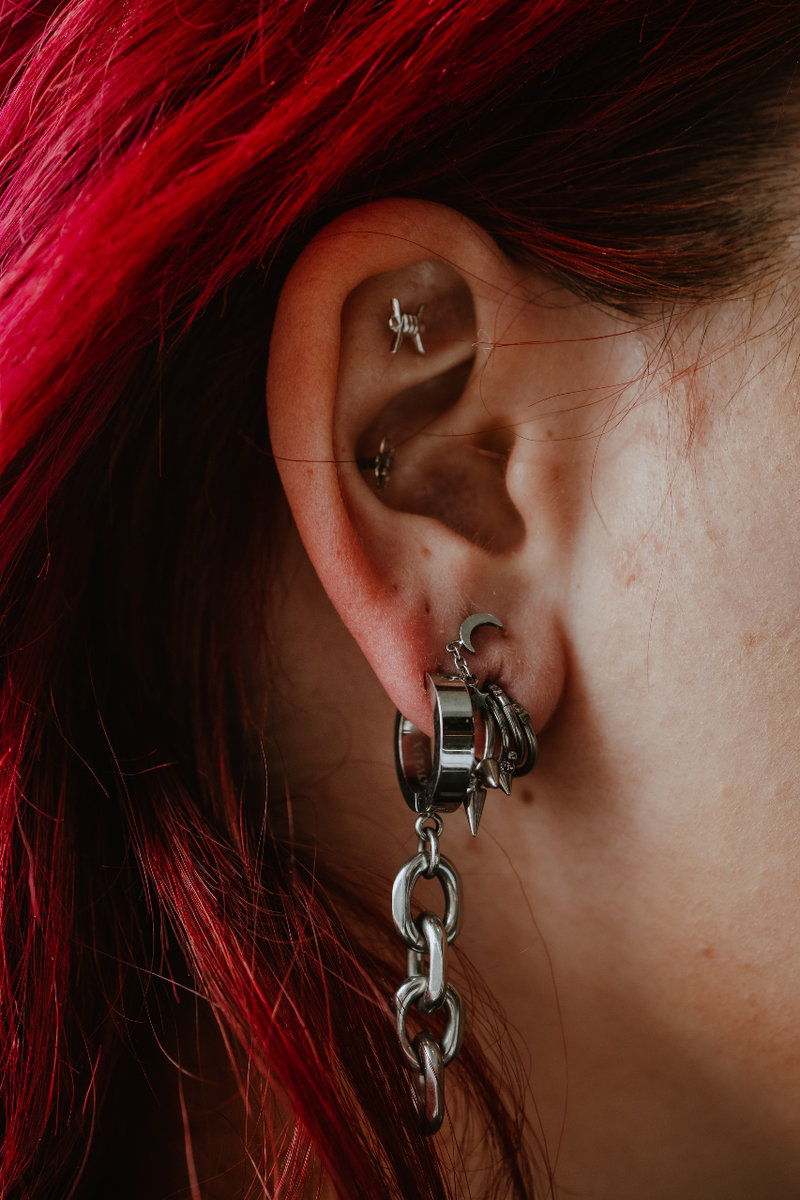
[572,367,800,742]
[518,375,800,1163]
[650,412,800,730]
[556,359,800,952]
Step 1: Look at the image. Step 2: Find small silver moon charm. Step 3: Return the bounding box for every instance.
[458,612,503,654]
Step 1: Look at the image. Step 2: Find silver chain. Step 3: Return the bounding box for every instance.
[391,810,463,1133]
[392,614,537,1130]
[445,639,477,685]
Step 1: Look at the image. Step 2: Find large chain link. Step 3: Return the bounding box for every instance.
[391,812,463,1133]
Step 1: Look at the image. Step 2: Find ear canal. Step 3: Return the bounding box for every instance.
[338,262,525,554]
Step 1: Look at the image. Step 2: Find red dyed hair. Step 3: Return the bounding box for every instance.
[1,2,798,1197]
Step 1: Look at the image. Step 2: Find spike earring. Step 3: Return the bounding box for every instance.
[391,614,537,1132]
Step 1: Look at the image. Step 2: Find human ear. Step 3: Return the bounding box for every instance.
[267,199,570,737]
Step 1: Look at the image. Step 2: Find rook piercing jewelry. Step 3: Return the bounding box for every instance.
[356,436,396,488]
[389,297,425,355]
[391,613,537,1133]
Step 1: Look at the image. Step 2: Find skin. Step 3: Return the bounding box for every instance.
[264,200,800,1198]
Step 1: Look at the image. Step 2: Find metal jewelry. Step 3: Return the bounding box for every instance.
[357,436,395,488]
[391,613,537,1133]
[389,297,425,355]
[395,613,537,835]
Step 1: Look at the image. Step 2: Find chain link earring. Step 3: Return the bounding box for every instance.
[391,614,537,1132]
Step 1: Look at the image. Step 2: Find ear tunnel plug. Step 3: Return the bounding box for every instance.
[396,613,537,835]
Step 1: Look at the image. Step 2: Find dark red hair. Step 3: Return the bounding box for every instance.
[1,2,798,1196]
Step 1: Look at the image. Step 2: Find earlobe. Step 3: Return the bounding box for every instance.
[267,199,566,737]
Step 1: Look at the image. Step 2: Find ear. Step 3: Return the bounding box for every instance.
[267,200,573,737]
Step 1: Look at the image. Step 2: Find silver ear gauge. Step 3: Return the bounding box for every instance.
[389,297,426,355]
[396,613,537,835]
[391,613,538,1133]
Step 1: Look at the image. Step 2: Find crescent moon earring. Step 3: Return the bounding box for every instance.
[391,613,537,1133]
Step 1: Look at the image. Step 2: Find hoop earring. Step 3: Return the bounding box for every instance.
[391,614,537,1132]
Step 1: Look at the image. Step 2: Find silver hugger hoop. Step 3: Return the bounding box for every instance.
[391,613,538,1133]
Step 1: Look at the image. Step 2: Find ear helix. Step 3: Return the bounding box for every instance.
[391,613,537,1134]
